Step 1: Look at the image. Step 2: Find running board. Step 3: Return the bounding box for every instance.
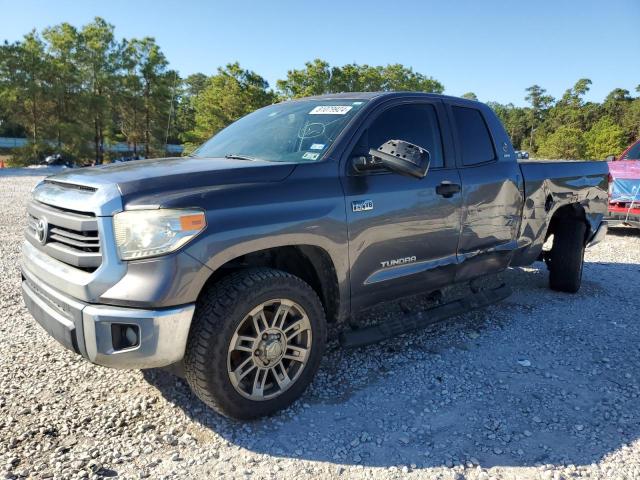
[340,283,512,348]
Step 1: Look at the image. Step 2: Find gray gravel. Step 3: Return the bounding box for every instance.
[1,173,639,480]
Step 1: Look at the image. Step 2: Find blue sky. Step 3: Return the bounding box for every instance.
[1,0,638,106]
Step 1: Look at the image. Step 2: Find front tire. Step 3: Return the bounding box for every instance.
[548,219,586,293]
[184,268,326,419]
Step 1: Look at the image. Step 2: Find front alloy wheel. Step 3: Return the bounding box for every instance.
[184,268,326,419]
[228,299,312,400]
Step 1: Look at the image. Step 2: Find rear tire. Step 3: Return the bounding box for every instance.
[184,268,326,420]
[548,220,586,293]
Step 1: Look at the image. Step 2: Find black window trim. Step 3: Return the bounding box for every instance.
[342,98,455,176]
[446,102,499,168]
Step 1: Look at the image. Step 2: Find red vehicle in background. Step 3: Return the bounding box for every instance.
[608,139,640,228]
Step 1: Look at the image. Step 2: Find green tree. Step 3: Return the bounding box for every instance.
[621,89,640,144]
[276,59,444,99]
[547,78,593,131]
[378,63,443,92]
[537,126,586,159]
[602,88,632,126]
[77,17,118,164]
[0,32,55,161]
[524,84,554,150]
[122,37,172,156]
[276,59,332,98]
[188,63,275,147]
[175,73,210,144]
[489,102,530,150]
[117,38,145,155]
[461,92,478,101]
[584,116,627,159]
[42,23,91,159]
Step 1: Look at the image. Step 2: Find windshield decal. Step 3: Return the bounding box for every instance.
[309,105,353,115]
[302,152,320,160]
[310,143,325,150]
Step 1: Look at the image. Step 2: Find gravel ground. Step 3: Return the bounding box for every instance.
[1,174,639,480]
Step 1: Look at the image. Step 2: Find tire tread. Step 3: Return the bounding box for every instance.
[549,220,586,293]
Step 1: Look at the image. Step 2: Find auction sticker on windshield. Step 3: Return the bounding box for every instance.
[302,152,320,160]
[309,106,353,115]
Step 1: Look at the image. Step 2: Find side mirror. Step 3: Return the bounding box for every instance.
[369,139,430,179]
[605,155,616,162]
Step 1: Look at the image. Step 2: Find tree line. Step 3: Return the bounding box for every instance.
[1,17,638,165]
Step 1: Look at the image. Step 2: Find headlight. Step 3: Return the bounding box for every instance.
[113,209,206,260]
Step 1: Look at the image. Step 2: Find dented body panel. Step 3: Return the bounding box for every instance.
[512,160,608,266]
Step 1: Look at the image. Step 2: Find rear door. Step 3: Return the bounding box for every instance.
[447,102,524,282]
[340,99,462,310]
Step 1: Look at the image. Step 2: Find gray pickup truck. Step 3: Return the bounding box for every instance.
[21,92,608,419]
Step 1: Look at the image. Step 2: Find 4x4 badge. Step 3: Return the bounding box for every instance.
[352,199,373,212]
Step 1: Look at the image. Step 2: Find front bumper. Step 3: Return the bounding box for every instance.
[21,267,195,369]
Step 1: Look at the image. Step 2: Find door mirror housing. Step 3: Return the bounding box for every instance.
[605,155,616,162]
[369,139,430,179]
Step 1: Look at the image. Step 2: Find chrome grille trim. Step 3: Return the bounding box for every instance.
[26,202,102,271]
[27,201,98,231]
[49,227,100,244]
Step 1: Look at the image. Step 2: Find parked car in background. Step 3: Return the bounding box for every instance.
[44,153,74,168]
[607,139,640,162]
[113,155,146,163]
[607,139,640,228]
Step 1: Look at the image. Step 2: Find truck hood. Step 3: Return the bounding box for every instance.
[48,156,297,205]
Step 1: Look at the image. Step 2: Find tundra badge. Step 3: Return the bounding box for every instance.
[352,199,373,212]
[381,256,417,268]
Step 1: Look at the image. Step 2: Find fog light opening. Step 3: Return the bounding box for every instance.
[111,324,140,351]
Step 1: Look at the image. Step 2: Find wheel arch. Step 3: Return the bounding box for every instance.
[199,244,344,324]
[545,202,591,244]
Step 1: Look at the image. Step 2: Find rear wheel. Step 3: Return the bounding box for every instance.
[184,268,326,419]
[548,219,586,293]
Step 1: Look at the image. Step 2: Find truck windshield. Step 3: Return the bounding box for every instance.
[192,99,368,163]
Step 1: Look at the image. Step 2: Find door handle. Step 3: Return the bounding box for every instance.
[436,181,461,198]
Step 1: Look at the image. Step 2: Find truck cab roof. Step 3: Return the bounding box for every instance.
[297,91,480,106]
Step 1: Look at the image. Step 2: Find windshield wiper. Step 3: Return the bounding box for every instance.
[224,154,259,161]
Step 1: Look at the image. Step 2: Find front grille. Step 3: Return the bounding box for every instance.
[26,201,102,272]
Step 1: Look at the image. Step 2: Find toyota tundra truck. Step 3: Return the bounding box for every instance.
[21,92,608,419]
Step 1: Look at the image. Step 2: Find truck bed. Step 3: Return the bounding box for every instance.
[512,160,609,266]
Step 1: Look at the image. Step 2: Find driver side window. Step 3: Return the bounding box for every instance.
[362,103,444,169]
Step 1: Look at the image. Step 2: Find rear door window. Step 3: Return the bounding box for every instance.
[452,106,496,166]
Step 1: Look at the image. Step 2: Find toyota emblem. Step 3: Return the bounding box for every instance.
[35,218,48,245]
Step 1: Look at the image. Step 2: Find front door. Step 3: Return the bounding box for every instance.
[340,100,462,311]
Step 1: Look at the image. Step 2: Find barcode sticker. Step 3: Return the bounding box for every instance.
[309,105,353,115]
